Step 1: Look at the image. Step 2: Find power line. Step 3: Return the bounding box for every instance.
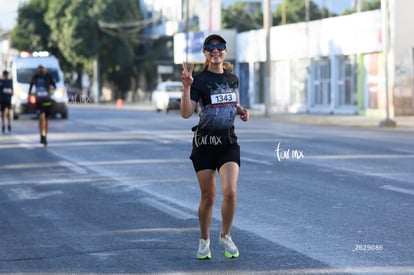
[97,16,160,37]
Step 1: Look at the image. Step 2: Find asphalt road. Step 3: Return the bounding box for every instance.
[1,104,413,275]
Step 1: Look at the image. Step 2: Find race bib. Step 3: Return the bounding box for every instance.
[210,92,237,105]
[3,88,12,94]
[37,91,49,97]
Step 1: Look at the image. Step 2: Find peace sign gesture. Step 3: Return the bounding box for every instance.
[181,61,194,88]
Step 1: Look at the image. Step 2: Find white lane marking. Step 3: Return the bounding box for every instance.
[308,154,414,160]
[113,227,200,234]
[380,185,414,196]
[140,197,196,220]
[241,156,274,166]
[7,187,63,200]
[0,158,184,170]
[58,161,88,175]
[10,134,38,150]
[1,160,88,175]
[0,177,110,186]
[94,126,112,131]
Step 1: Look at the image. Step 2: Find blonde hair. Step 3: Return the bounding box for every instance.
[203,59,209,70]
[223,61,233,73]
[203,60,233,73]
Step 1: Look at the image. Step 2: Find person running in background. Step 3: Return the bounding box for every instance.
[0,70,13,134]
[28,65,56,146]
[180,34,249,260]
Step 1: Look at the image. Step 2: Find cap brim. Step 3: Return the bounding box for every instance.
[204,34,226,45]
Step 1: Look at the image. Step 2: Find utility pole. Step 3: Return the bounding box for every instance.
[305,0,310,22]
[185,0,189,64]
[264,0,272,117]
[379,0,396,127]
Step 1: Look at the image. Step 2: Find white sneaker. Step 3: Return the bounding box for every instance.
[196,238,211,259]
[219,233,239,258]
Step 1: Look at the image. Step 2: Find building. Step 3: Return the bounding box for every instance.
[235,0,414,116]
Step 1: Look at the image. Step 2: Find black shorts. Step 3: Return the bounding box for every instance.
[1,101,11,112]
[190,143,240,172]
[36,100,52,117]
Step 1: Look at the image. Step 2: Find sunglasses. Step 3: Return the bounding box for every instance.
[204,43,226,52]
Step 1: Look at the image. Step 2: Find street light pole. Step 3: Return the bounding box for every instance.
[185,0,189,64]
[264,0,272,117]
[379,0,396,127]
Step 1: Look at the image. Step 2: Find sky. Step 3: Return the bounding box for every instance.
[0,0,26,30]
[0,0,353,31]
[222,0,353,14]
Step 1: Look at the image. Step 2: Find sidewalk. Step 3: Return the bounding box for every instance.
[251,110,414,132]
[86,101,414,132]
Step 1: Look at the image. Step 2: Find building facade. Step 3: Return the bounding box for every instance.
[236,0,414,116]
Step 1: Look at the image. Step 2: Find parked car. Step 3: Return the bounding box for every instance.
[151,81,183,112]
[66,84,93,103]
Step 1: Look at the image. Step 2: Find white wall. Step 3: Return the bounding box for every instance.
[236,10,385,113]
[237,11,382,64]
[391,0,414,98]
[174,29,237,64]
[236,29,266,63]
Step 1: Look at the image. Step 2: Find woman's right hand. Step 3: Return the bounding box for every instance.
[181,62,194,88]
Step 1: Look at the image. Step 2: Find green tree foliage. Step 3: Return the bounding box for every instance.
[11,0,50,52]
[273,0,323,25]
[363,0,381,10]
[46,0,98,67]
[12,0,142,96]
[93,0,142,95]
[222,2,262,32]
[222,0,381,32]
[11,0,72,76]
[343,0,381,15]
[46,0,141,72]
[222,0,330,32]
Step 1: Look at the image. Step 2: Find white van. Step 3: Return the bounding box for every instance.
[11,51,68,119]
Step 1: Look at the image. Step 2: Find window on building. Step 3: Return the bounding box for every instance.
[238,63,250,107]
[311,58,331,106]
[366,53,380,109]
[337,55,357,106]
[290,58,309,107]
[254,62,265,104]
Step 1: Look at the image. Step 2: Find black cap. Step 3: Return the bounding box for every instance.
[203,34,226,46]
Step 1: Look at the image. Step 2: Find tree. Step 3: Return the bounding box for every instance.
[93,0,142,98]
[222,2,262,32]
[363,0,381,10]
[12,0,142,98]
[273,0,323,25]
[46,0,98,68]
[11,0,73,79]
[343,0,381,15]
[45,0,99,88]
[11,0,50,52]
[222,0,334,32]
[45,0,142,98]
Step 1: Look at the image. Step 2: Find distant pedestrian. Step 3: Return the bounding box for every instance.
[28,65,56,146]
[0,70,13,133]
[180,34,249,260]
